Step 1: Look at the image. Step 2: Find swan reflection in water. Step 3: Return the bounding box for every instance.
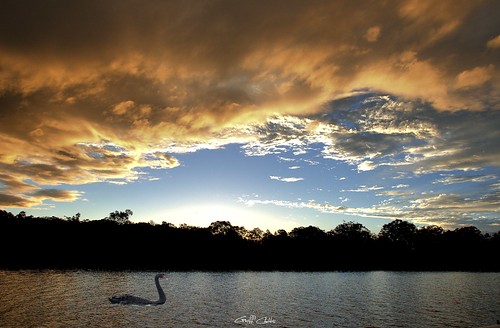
[109,273,167,306]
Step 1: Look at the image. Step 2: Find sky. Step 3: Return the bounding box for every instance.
[0,0,499,233]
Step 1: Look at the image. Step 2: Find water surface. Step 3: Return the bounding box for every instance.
[0,271,498,327]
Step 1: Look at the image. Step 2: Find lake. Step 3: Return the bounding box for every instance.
[0,270,498,327]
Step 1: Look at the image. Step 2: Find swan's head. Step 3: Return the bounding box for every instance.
[156,273,168,280]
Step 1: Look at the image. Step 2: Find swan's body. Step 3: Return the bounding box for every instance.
[109,273,167,306]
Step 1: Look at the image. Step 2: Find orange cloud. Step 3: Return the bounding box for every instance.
[486,35,500,49]
[365,26,381,42]
[455,65,495,89]
[0,0,498,207]
[350,51,452,109]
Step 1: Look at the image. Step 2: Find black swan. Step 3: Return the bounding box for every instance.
[109,273,168,305]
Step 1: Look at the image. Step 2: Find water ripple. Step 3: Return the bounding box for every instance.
[0,271,498,327]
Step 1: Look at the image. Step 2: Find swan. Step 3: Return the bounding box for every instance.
[109,273,167,305]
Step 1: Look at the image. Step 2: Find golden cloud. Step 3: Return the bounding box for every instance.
[0,0,498,207]
[455,65,495,89]
[365,26,382,42]
[487,35,500,49]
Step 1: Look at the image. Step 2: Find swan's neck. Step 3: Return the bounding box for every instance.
[155,276,166,303]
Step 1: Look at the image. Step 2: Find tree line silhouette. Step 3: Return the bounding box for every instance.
[0,209,498,271]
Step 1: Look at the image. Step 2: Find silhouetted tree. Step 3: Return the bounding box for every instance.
[179,223,195,229]
[377,219,418,269]
[105,209,133,224]
[379,219,416,247]
[329,221,373,242]
[413,225,446,269]
[0,210,15,220]
[233,225,248,239]
[290,225,326,240]
[288,226,328,270]
[416,225,444,240]
[441,226,487,270]
[275,229,288,238]
[161,221,176,228]
[65,212,81,222]
[450,226,483,242]
[415,225,444,248]
[16,211,27,219]
[209,220,233,235]
[245,227,264,241]
[325,221,376,270]
[209,220,242,241]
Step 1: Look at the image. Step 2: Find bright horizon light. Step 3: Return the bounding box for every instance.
[156,203,297,232]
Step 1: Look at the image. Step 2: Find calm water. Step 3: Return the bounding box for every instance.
[0,271,498,327]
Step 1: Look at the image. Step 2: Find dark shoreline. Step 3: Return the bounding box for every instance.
[1,210,499,272]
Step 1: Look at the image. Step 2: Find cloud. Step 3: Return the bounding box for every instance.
[239,93,500,176]
[365,26,381,42]
[0,0,499,210]
[343,185,384,193]
[0,187,82,208]
[112,101,136,116]
[270,176,304,183]
[234,92,499,230]
[241,198,346,214]
[145,152,181,169]
[29,189,82,202]
[0,139,180,207]
[1,88,498,211]
[240,189,500,231]
[487,35,500,48]
[405,192,500,227]
[240,196,406,223]
[433,174,497,185]
[0,193,34,207]
[455,65,495,89]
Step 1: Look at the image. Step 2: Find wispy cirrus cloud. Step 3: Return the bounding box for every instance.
[433,174,497,185]
[342,185,384,193]
[240,189,500,231]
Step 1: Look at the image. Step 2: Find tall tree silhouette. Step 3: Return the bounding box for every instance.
[378,219,417,269]
[105,209,133,224]
[379,219,416,247]
[289,226,328,270]
[329,221,373,242]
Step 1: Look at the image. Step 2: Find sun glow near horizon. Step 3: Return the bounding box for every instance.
[156,202,299,233]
